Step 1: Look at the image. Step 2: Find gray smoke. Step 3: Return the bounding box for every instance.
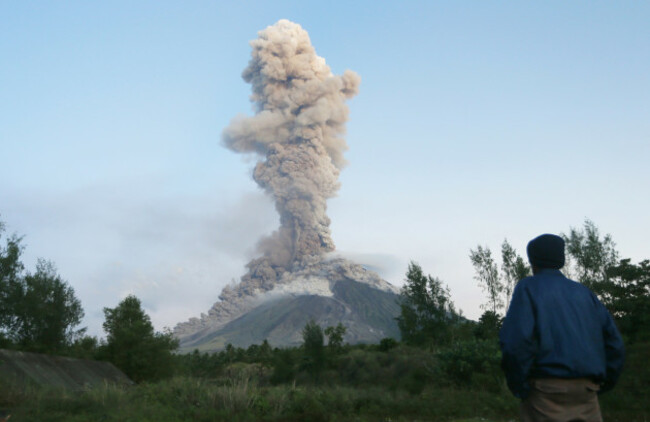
[175,20,364,338]
[224,20,359,274]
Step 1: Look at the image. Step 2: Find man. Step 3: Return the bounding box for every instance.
[499,234,625,422]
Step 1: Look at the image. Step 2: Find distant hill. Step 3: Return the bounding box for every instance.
[179,278,401,352]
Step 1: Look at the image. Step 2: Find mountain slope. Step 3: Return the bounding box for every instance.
[180,279,401,352]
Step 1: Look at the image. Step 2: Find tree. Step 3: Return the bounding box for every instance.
[473,310,502,340]
[562,219,619,291]
[378,337,398,352]
[69,335,100,359]
[102,295,178,382]
[603,259,650,343]
[470,240,530,315]
[1,221,25,345]
[396,261,457,347]
[1,220,85,353]
[301,319,325,377]
[271,347,297,385]
[258,339,273,367]
[244,340,274,366]
[13,259,85,352]
[324,323,346,354]
[501,239,530,310]
[469,240,529,340]
[469,246,504,315]
[562,220,650,343]
[221,343,245,364]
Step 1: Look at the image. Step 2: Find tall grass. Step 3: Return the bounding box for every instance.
[3,342,648,421]
[1,377,519,422]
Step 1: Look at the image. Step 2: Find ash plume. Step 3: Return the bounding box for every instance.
[175,20,393,341]
[223,19,360,269]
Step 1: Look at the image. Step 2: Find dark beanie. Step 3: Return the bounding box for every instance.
[527,234,565,269]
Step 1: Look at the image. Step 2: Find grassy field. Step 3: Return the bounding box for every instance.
[1,342,648,421]
[1,378,519,422]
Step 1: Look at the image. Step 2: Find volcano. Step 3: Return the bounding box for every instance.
[173,20,401,351]
[176,259,400,351]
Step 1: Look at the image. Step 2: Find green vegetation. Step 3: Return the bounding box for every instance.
[469,245,504,315]
[604,258,650,342]
[2,341,648,421]
[562,219,650,344]
[467,240,530,339]
[467,219,650,345]
[324,323,346,354]
[563,219,619,290]
[500,240,531,308]
[1,218,179,383]
[1,222,85,353]
[300,319,326,378]
[396,262,459,347]
[100,295,179,382]
[1,216,649,420]
[1,374,516,422]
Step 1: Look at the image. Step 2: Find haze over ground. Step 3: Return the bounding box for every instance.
[1,2,648,337]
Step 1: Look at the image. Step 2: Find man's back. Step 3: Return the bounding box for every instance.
[501,269,622,389]
[499,233,624,422]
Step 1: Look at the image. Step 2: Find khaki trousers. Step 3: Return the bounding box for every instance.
[521,378,602,422]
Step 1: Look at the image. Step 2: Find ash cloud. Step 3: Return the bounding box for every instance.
[175,20,365,338]
[223,19,360,271]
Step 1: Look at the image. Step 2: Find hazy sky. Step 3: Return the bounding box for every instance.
[1,1,648,337]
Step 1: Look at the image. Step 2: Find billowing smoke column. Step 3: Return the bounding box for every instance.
[175,20,377,339]
[225,20,359,267]
[223,20,359,284]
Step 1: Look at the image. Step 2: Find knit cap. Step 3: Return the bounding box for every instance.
[527,234,565,269]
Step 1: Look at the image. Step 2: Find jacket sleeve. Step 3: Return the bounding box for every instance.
[499,281,537,399]
[598,298,625,393]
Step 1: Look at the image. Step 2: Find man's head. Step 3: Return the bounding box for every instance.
[527,234,565,273]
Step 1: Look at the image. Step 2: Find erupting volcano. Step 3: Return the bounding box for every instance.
[174,20,399,351]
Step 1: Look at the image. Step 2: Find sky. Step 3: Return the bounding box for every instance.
[1,1,648,338]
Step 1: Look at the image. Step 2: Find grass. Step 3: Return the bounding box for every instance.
[2,377,518,422]
[3,374,646,422]
[2,342,648,421]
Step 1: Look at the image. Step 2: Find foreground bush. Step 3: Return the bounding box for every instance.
[436,340,502,391]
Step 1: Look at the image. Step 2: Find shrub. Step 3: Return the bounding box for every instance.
[437,340,502,390]
[378,337,398,352]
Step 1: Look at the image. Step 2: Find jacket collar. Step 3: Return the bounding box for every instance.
[535,268,564,277]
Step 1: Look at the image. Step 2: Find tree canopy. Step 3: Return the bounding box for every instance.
[469,239,530,317]
[301,319,325,377]
[102,295,178,382]
[396,261,458,347]
[1,221,85,352]
[563,219,619,290]
[469,246,503,315]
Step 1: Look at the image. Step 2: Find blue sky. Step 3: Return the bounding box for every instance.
[1,1,648,337]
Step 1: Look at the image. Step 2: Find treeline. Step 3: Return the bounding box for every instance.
[2,216,650,421]
[172,324,501,394]
[172,219,649,391]
[396,218,649,351]
[2,216,649,387]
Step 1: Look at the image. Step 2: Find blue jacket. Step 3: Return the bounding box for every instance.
[499,268,625,399]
